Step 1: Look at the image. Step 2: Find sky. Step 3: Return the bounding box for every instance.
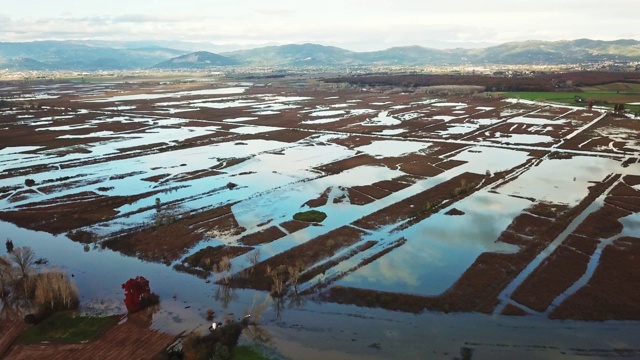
[1,0,638,51]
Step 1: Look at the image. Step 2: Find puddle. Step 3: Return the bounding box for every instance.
[432,115,458,121]
[302,117,344,125]
[223,117,259,122]
[229,125,280,134]
[374,129,407,136]
[355,140,430,158]
[309,110,346,117]
[506,116,567,125]
[498,156,622,205]
[485,133,555,145]
[85,87,248,102]
[0,146,43,155]
[361,111,401,126]
[436,124,478,136]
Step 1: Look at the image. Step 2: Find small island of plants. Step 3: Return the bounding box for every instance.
[293,210,327,223]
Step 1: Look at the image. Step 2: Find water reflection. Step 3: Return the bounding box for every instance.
[499,156,623,205]
[336,192,528,295]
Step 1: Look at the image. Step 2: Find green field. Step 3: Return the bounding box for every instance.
[17,312,120,344]
[232,345,272,360]
[502,82,640,114]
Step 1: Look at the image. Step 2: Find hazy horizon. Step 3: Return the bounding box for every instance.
[2,0,638,52]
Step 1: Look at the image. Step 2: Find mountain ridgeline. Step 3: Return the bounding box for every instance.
[151,51,239,69]
[1,39,639,71]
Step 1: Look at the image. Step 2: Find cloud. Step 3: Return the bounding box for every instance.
[254,8,295,17]
[112,13,214,23]
[1,3,638,51]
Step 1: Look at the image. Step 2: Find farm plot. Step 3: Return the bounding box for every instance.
[1,79,639,324]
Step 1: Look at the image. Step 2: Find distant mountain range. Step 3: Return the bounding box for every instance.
[152,51,239,69]
[0,41,186,71]
[1,39,639,71]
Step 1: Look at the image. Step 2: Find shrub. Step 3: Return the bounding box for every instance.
[24,178,36,187]
[122,276,159,313]
[211,343,231,360]
[24,313,38,324]
[293,210,327,223]
[66,230,96,244]
[34,270,79,312]
[181,320,246,360]
[5,239,13,253]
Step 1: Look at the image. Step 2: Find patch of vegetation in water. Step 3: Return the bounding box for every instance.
[293,210,327,223]
[66,229,97,243]
[17,312,120,344]
[175,245,252,278]
[232,345,273,360]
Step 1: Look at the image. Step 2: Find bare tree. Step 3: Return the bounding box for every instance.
[287,260,304,294]
[214,283,237,310]
[213,256,236,309]
[271,295,286,321]
[9,247,35,294]
[214,256,232,285]
[244,250,261,276]
[248,250,261,266]
[266,265,287,296]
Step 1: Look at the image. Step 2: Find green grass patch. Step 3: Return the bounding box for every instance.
[232,345,272,360]
[582,82,640,93]
[503,82,640,113]
[504,91,583,103]
[293,210,327,223]
[17,312,120,344]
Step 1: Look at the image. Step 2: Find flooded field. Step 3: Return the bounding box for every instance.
[1,79,640,359]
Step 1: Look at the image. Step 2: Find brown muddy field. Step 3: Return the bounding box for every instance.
[1,311,175,360]
[1,76,639,341]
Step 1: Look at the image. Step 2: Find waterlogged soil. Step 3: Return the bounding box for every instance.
[324,174,622,314]
[231,226,366,292]
[102,205,244,264]
[353,172,485,230]
[176,245,253,278]
[510,240,596,312]
[279,219,312,233]
[513,173,640,319]
[1,78,640,334]
[238,226,287,246]
[560,114,640,153]
[550,237,640,320]
[0,191,163,234]
[2,310,175,360]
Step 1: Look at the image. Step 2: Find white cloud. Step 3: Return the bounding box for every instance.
[1,1,638,50]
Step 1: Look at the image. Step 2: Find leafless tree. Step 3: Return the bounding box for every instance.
[213,256,236,309]
[266,265,287,296]
[271,295,286,321]
[9,247,35,294]
[288,290,306,309]
[214,283,237,310]
[214,256,232,285]
[287,260,304,294]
